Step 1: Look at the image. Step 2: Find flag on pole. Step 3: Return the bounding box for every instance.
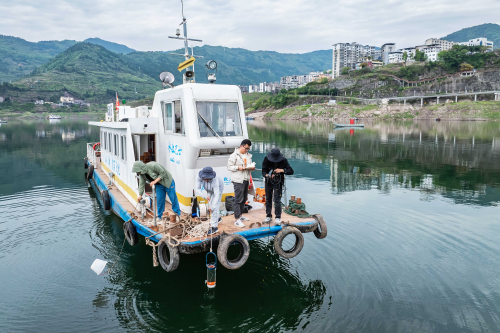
[115,92,120,110]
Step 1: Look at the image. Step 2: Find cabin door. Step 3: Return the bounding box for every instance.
[132,134,157,163]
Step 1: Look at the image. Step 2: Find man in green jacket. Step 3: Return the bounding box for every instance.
[132,161,181,219]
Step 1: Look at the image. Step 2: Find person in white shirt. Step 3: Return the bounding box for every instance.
[195,167,225,235]
[227,139,255,227]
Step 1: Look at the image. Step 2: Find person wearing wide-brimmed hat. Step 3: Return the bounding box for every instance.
[195,166,225,235]
[261,148,294,224]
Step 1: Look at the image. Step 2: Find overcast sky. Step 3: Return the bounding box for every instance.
[1,0,499,53]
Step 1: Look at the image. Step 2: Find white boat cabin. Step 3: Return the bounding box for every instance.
[89,83,248,213]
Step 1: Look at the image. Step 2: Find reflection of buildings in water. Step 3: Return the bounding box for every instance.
[49,119,61,125]
[0,133,5,141]
[36,130,49,138]
[61,131,76,142]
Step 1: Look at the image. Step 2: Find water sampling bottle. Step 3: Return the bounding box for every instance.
[206,252,217,288]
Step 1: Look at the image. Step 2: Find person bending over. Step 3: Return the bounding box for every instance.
[132,161,181,220]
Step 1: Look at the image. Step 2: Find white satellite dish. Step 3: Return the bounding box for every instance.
[159,71,175,86]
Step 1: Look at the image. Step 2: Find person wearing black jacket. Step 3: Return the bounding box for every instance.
[261,148,294,224]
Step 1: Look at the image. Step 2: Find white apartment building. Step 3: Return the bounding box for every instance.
[458,37,494,49]
[425,38,456,50]
[381,43,396,64]
[332,42,379,78]
[388,51,404,64]
[248,85,259,93]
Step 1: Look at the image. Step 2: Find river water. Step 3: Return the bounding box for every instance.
[1,119,500,332]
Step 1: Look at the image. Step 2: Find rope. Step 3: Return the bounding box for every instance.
[145,238,159,267]
[284,199,311,218]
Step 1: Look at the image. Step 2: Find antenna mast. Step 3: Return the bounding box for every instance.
[168,0,204,79]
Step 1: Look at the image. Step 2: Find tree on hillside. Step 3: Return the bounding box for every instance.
[341,67,350,75]
[402,51,408,66]
[413,49,427,62]
[459,62,474,71]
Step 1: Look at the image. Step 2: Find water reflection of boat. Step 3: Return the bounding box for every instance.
[333,124,364,128]
[0,119,7,123]
[49,119,61,124]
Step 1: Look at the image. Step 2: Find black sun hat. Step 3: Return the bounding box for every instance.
[267,148,284,162]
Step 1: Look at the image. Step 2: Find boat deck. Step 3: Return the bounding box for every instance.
[88,158,317,253]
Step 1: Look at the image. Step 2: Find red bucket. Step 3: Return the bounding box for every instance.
[350,119,355,124]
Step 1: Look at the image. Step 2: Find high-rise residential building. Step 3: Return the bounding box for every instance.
[381,43,396,64]
[425,38,456,50]
[332,42,379,78]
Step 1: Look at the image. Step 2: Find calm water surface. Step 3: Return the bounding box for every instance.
[1,119,500,332]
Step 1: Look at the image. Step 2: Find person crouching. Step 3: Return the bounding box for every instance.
[196,167,224,235]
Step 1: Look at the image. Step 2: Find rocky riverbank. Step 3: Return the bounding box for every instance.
[259,101,500,121]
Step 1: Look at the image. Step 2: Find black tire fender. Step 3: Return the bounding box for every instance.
[312,214,327,239]
[158,239,180,272]
[101,190,111,210]
[274,226,304,259]
[87,164,94,180]
[123,221,139,246]
[217,233,250,270]
[84,157,88,169]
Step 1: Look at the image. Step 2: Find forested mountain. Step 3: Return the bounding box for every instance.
[83,38,135,54]
[442,23,500,49]
[0,35,77,82]
[0,43,161,104]
[0,41,332,104]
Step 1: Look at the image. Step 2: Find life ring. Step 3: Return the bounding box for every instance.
[87,164,94,180]
[158,238,180,272]
[123,221,138,246]
[274,226,304,259]
[312,214,327,239]
[101,190,111,210]
[217,234,250,270]
[93,143,101,151]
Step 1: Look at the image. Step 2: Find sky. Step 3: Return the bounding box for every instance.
[1,0,499,54]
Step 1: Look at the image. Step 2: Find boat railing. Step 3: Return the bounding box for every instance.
[86,142,101,165]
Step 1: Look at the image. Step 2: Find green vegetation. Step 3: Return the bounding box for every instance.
[442,23,500,49]
[437,45,495,72]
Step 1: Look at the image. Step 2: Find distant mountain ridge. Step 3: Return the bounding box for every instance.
[441,23,500,48]
[83,38,135,54]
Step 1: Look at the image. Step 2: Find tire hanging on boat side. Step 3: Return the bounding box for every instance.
[84,157,88,169]
[123,221,139,246]
[217,234,250,270]
[101,190,111,210]
[87,164,94,180]
[312,214,327,239]
[274,226,304,259]
[158,239,180,272]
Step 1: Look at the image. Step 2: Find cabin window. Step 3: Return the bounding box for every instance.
[174,101,184,134]
[161,102,173,132]
[102,131,106,150]
[121,135,126,160]
[196,102,242,137]
[114,134,118,156]
[108,133,112,152]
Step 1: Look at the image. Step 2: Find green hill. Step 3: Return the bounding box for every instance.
[0,43,160,104]
[126,45,331,85]
[83,38,135,54]
[0,35,77,82]
[442,23,500,49]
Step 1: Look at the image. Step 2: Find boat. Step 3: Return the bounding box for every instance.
[48,115,62,119]
[0,119,7,124]
[84,2,327,275]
